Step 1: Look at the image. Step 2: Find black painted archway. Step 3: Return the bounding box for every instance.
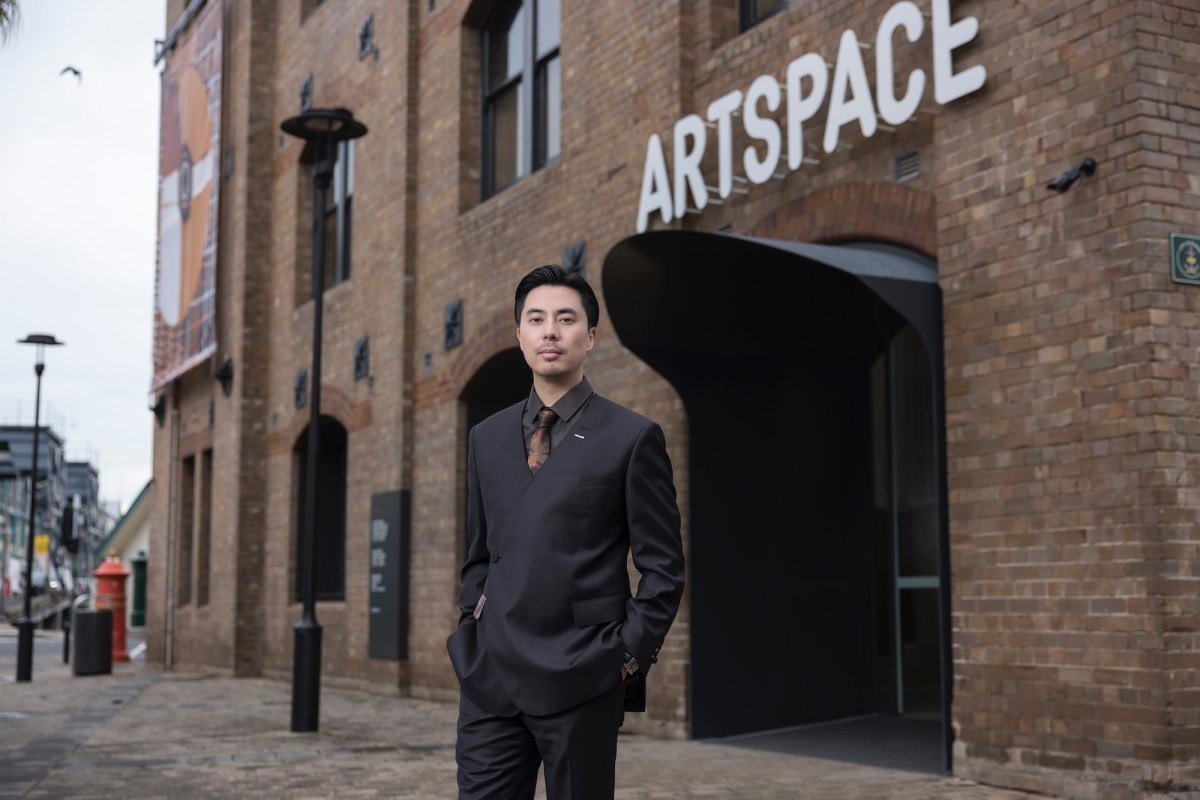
[602,231,952,771]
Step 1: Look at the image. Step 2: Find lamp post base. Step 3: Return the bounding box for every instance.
[16,618,34,681]
[290,622,322,732]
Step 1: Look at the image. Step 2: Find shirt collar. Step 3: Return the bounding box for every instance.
[525,376,594,424]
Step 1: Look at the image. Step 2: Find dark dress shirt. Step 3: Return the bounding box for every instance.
[522,376,595,457]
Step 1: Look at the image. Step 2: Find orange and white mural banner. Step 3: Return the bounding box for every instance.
[152,0,222,390]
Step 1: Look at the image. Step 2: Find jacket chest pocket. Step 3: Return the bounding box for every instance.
[571,594,628,627]
[577,474,614,488]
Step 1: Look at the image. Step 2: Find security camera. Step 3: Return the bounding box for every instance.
[1047,158,1097,192]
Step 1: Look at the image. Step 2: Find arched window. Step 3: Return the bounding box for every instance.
[294,415,348,601]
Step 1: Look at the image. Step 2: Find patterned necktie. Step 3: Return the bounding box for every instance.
[528,407,557,471]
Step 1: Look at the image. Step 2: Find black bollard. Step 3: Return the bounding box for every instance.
[62,606,71,664]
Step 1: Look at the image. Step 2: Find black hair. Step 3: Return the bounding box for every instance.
[513,265,600,328]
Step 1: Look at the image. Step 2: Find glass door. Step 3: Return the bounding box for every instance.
[872,326,941,717]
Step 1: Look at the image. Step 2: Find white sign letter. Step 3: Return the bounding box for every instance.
[706,89,744,199]
[636,133,673,233]
[824,29,878,153]
[786,53,828,171]
[673,114,708,214]
[743,75,782,185]
[932,0,986,104]
[876,1,926,126]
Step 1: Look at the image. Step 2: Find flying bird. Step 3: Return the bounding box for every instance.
[60,65,81,83]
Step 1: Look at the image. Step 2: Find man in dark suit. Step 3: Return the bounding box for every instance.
[447,265,685,800]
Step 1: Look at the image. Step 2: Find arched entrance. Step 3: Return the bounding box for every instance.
[293,415,348,601]
[603,231,951,771]
[459,348,529,559]
[461,348,529,434]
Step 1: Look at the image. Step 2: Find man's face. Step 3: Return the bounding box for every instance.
[517,284,596,384]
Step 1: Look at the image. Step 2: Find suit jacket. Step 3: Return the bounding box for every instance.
[446,394,685,717]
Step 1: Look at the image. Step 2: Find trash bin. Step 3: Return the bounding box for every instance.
[72,609,113,676]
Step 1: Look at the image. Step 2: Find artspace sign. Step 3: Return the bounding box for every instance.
[636,0,987,233]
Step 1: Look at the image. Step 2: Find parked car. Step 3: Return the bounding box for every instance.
[29,567,63,595]
[30,566,46,595]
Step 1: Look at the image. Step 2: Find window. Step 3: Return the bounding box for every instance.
[324,140,354,289]
[482,0,560,197]
[296,140,354,303]
[740,0,786,31]
[294,416,347,601]
[300,0,326,24]
[177,455,195,607]
[196,448,213,607]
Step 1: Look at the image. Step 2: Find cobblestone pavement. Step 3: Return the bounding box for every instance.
[0,629,1053,799]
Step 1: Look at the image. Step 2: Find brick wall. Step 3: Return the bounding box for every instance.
[404,0,705,734]
[145,0,1200,792]
[938,1,1200,796]
[243,0,418,691]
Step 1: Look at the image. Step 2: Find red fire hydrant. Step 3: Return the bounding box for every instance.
[94,554,131,663]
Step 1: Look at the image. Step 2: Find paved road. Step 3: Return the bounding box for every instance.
[0,628,1053,800]
[0,635,63,662]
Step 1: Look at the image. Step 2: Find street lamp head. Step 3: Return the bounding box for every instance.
[18,334,64,347]
[18,334,64,369]
[280,107,368,144]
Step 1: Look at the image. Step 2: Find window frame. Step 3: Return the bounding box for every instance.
[481,0,560,199]
[297,139,354,303]
[739,0,787,32]
[177,455,196,607]
[326,139,354,288]
[196,448,213,607]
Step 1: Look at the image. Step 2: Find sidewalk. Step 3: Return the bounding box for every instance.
[0,628,1052,800]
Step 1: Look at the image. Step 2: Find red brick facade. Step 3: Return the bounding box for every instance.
[147,0,1199,796]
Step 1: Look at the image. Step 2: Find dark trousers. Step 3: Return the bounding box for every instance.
[456,682,625,800]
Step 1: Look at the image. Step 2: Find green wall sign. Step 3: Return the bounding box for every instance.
[1171,232,1200,285]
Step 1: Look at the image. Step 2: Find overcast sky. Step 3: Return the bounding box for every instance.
[0,2,165,513]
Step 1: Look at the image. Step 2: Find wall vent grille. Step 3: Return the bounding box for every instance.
[894,150,921,182]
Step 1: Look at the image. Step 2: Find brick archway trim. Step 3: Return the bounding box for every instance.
[266,383,373,457]
[414,308,521,412]
[747,182,936,260]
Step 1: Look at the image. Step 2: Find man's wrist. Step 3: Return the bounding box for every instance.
[622,650,640,678]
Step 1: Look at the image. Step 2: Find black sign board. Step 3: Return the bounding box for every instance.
[368,489,410,659]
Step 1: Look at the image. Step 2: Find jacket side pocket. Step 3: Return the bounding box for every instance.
[571,594,628,627]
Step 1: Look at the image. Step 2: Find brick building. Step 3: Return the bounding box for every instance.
[145,0,1199,797]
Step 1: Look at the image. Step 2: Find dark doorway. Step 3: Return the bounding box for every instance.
[294,415,348,601]
[603,232,950,770]
[459,348,529,559]
[462,348,529,434]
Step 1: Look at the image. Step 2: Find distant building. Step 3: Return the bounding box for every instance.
[0,441,29,600]
[98,500,122,538]
[0,426,67,589]
[66,461,103,566]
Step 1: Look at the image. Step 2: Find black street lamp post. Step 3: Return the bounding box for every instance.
[15,333,64,682]
[279,107,367,732]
